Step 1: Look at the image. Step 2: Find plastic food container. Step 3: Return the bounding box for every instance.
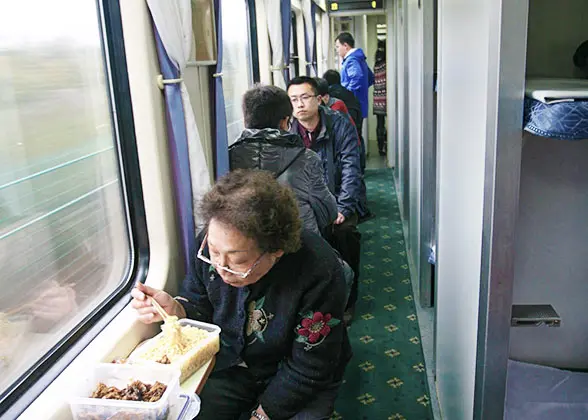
[173,392,201,420]
[69,363,196,420]
[128,319,220,383]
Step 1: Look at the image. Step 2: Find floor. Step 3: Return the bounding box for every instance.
[333,166,436,419]
[365,155,441,420]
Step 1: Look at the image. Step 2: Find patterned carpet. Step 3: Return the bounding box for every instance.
[333,168,433,420]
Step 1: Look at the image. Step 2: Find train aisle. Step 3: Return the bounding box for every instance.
[333,168,434,420]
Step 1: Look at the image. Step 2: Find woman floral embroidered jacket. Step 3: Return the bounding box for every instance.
[177,230,352,419]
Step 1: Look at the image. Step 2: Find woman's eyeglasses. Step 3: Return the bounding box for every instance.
[197,234,264,279]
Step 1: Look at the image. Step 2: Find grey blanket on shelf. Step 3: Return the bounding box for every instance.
[506,359,588,419]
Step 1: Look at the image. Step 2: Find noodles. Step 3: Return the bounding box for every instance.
[140,319,210,363]
[128,318,220,383]
[159,316,184,354]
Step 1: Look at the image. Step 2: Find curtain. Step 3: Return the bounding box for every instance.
[321,10,330,74]
[311,2,317,75]
[213,0,230,177]
[281,0,292,83]
[264,0,286,88]
[301,0,316,76]
[289,19,296,78]
[146,0,211,274]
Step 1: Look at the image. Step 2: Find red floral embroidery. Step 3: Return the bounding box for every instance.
[296,311,340,347]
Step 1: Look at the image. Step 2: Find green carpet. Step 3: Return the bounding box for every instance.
[333,169,433,420]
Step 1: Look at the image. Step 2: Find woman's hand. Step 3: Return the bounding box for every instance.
[250,405,270,420]
[130,282,186,323]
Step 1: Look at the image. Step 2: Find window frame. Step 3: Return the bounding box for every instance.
[0,0,149,417]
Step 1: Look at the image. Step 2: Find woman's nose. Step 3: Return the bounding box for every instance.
[215,253,230,268]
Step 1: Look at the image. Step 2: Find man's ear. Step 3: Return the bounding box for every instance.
[271,250,285,260]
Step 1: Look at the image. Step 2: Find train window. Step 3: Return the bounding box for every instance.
[0,0,133,401]
[221,0,254,144]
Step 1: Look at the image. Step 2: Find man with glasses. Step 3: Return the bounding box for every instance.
[287,76,362,321]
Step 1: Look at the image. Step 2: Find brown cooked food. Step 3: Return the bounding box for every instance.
[155,355,170,365]
[90,380,167,403]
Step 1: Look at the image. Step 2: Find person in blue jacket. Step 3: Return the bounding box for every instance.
[335,32,375,222]
[335,32,375,121]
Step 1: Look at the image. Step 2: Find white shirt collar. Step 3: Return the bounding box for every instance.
[344,48,358,59]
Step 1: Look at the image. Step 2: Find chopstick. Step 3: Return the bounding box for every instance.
[149,297,170,323]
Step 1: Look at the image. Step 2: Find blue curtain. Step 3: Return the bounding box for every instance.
[303,8,311,75]
[281,0,292,83]
[311,2,317,75]
[303,2,317,76]
[153,28,195,275]
[213,0,229,178]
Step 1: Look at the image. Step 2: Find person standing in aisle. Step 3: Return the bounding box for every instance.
[335,31,375,222]
[373,40,387,156]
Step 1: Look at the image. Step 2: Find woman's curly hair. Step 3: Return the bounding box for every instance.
[199,169,302,254]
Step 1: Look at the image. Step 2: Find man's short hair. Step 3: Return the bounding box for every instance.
[242,84,293,129]
[335,32,355,48]
[314,78,329,96]
[287,76,319,95]
[323,70,341,86]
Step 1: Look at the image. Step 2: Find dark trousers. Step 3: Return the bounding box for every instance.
[196,366,341,420]
[355,118,370,218]
[356,118,366,173]
[326,213,361,309]
[376,114,387,155]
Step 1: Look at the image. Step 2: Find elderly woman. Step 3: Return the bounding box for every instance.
[131,169,351,420]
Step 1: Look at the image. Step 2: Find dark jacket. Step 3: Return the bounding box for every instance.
[290,106,361,218]
[328,83,362,126]
[178,229,352,419]
[229,128,337,235]
[341,48,375,118]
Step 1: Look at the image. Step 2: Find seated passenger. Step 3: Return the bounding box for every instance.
[322,69,373,224]
[315,77,359,147]
[230,84,337,237]
[131,169,352,420]
[287,76,362,319]
[322,69,361,128]
[287,77,361,224]
[314,77,353,121]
